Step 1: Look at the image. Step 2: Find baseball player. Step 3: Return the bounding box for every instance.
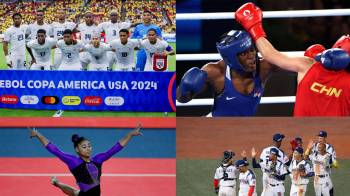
[308,131,337,168]
[305,143,334,196]
[214,151,239,196]
[253,148,288,196]
[236,159,257,196]
[258,133,290,195]
[83,35,113,71]
[288,147,314,196]
[26,29,57,70]
[289,137,303,160]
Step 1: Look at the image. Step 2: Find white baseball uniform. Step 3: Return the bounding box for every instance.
[98,21,131,67]
[51,21,76,68]
[309,152,333,196]
[4,25,28,69]
[288,160,313,196]
[238,169,257,196]
[56,40,84,70]
[139,38,171,71]
[109,38,139,71]
[214,163,239,196]
[311,143,336,164]
[259,159,288,196]
[27,38,56,70]
[260,147,289,196]
[26,22,53,41]
[84,43,111,71]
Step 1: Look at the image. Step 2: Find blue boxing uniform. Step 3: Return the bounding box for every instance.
[46,141,124,196]
[212,66,264,116]
[132,24,162,71]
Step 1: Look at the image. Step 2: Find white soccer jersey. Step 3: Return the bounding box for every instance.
[26,22,52,40]
[288,159,313,185]
[260,160,288,185]
[140,38,170,69]
[77,23,99,44]
[51,21,76,40]
[84,43,111,65]
[238,169,257,196]
[27,38,56,63]
[56,40,84,65]
[110,39,139,67]
[214,164,239,187]
[4,25,28,56]
[98,21,131,43]
[260,146,289,165]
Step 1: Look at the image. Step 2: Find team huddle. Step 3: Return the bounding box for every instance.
[3,9,174,71]
[214,131,337,196]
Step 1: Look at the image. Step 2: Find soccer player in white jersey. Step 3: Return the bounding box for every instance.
[51,9,77,69]
[56,29,84,70]
[110,29,139,71]
[288,147,314,196]
[258,133,290,196]
[236,159,257,196]
[27,29,57,70]
[26,10,52,41]
[83,35,113,71]
[213,150,239,196]
[253,148,288,196]
[139,28,174,71]
[306,143,334,196]
[3,13,35,70]
[98,10,131,67]
[77,11,99,70]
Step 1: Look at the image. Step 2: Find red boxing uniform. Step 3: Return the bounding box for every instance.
[294,62,350,116]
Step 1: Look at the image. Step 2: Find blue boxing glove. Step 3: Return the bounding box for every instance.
[314,48,350,71]
[177,67,207,103]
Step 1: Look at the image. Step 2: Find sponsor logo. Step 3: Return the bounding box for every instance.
[310,82,342,98]
[20,95,39,105]
[62,96,81,106]
[41,96,59,105]
[226,96,236,101]
[104,96,124,106]
[1,95,18,104]
[83,96,102,106]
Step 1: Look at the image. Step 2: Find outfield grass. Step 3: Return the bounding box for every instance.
[177,159,350,196]
[0,42,176,70]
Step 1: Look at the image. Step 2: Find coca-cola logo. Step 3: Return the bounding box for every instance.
[83,96,102,106]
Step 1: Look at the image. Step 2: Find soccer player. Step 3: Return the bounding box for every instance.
[139,29,174,71]
[26,29,57,70]
[3,13,34,70]
[83,35,113,71]
[132,10,162,71]
[26,9,52,41]
[56,29,84,70]
[109,29,139,71]
[51,9,77,69]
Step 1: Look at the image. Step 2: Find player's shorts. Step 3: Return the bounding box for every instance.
[79,52,91,64]
[53,48,62,69]
[89,64,109,71]
[106,51,116,67]
[30,62,52,70]
[58,63,82,71]
[144,63,153,71]
[115,64,135,71]
[9,53,26,70]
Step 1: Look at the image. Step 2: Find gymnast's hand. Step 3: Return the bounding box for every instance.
[130,124,143,137]
[28,127,39,138]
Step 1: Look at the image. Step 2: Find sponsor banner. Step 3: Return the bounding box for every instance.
[0,70,176,112]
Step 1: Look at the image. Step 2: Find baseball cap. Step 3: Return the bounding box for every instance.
[273,133,285,142]
[223,150,235,159]
[317,131,327,137]
[235,159,248,167]
[294,147,304,154]
[270,148,280,157]
[295,137,302,142]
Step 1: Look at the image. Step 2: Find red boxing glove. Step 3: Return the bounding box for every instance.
[304,44,326,58]
[235,3,266,41]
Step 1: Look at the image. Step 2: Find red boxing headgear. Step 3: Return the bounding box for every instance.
[304,44,326,58]
[332,35,350,55]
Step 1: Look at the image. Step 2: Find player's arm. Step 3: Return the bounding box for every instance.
[2,41,11,67]
[28,127,49,146]
[213,170,220,194]
[251,147,261,168]
[163,44,175,56]
[26,46,36,66]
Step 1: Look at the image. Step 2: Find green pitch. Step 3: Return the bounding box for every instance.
[0,42,176,117]
[177,159,350,196]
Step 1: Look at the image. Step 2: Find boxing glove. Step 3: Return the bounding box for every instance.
[315,48,350,71]
[235,3,266,41]
[304,44,326,58]
[178,67,207,103]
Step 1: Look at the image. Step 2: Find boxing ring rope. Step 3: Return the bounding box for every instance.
[177,9,350,20]
[177,9,350,107]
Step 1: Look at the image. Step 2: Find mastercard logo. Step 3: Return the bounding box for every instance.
[41,96,59,105]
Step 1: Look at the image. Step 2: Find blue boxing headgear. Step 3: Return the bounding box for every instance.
[216,30,254,73]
